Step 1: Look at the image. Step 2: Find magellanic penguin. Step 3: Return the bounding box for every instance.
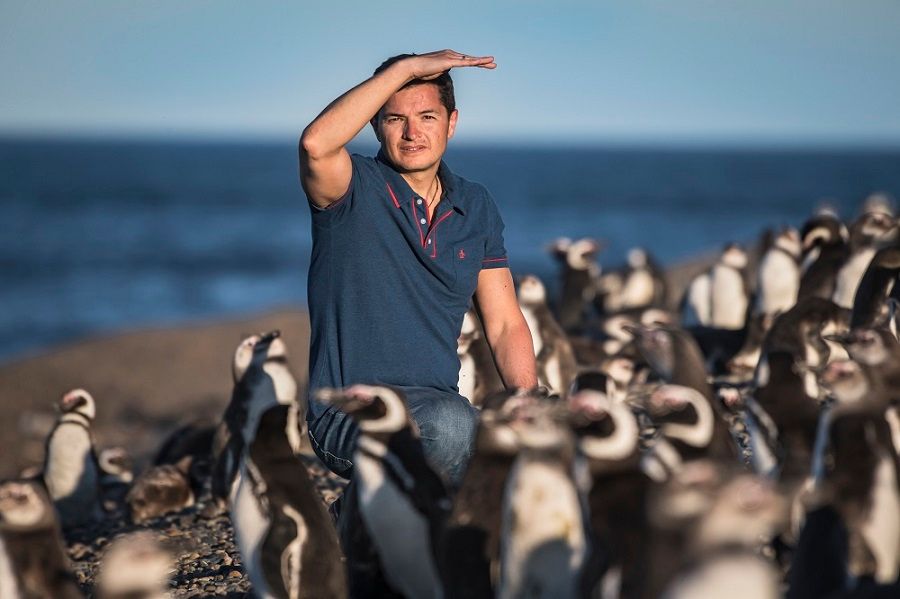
[211,330,304,505]
[850,245,900,329]
[594,247,667,313]
[498,396,587,599]
[95,531,174,599]
[42,388,103,528]
[652,468,788,599]
[315,385,450,599]
[518,274,579,396]
[681,243,750,330]
[0,479,83,599]
[548,237,603,331]
[126,457,195,524]
[441,389,536,599]
[817,359,900,585]
[230,400,347,599]
[797,211,849,301]
[457,309,504,408]
[831,210,899,309]
[755,227,802,316]
[568,386,648,599]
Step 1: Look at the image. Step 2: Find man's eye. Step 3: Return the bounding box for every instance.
[386,117,401,123]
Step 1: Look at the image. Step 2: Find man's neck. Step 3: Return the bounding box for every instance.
[400,167,441,199]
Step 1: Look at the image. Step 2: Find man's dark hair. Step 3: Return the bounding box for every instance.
[374,54,456,116]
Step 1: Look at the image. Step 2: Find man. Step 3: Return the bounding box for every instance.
[299,50,537,487]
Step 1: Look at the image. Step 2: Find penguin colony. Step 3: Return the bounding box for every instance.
[2,194,900,598]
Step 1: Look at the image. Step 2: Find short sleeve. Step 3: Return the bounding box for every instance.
[306,154,365,225]
[482,193,509,270]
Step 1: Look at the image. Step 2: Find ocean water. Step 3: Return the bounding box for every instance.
[2,138,899,362]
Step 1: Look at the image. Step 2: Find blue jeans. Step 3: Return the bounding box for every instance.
[307,385,479,488]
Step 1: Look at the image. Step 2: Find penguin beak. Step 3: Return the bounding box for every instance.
[259,330,281,344]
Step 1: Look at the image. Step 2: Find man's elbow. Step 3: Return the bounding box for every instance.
[299,125,323,162]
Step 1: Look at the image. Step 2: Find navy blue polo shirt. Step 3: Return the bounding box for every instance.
[305,151,509,419]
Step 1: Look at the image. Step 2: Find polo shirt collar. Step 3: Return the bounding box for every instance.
[375,149,466,215]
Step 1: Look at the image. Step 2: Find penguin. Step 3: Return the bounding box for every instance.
[126,457,195,524]
[441,389,533,599]
[798,211,849,301]
[681,243,750,330]
[567,386,648,599]
[755,227,801,316]
[315,385,450,599]
[498,396,587,599]
[517,274,580,396]
[549,237,603,331]
[457,309,504,408]
[654,470,788,599]
[230,401,347,599]
[817,359,900,585]
[95,531,173,599]
[0,479,82,599]
[153,420,217,498]
[832,211,899,309]
[212,330,304,505]
[851,246,900,329]
[594,247,667,313]
[42,388,102,528]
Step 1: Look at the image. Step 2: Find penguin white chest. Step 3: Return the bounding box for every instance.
[620,269,655,308]
[757,251,799,314]
[44,423,97,501]
[0,536,21,599]
[832,248,877,309]
[230,462,274,598]
[355,448,442,599]
[859,454,900,584]
[500,458,586,599]
[710,265,747,329]
[458,353,476,404]
[521,306,543,356]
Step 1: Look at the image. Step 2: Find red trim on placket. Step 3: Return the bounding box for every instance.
[386,183,400,208]
[428,210,454,258]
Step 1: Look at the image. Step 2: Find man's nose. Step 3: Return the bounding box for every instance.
[403,119,420,139]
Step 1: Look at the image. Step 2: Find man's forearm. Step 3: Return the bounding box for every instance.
[300,62,411,160]
[490,321,538,390]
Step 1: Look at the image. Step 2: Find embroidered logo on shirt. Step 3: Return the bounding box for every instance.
[458,249,466,259]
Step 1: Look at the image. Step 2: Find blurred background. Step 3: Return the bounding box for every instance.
[2,0,900,363]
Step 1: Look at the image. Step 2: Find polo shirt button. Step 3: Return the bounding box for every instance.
[420,218,427,224]
[427,239,432,244]
[416,198,423,205]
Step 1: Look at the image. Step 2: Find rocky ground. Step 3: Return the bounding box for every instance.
[63,454,346,598]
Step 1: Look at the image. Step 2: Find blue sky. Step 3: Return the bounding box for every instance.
[2,0,899,145]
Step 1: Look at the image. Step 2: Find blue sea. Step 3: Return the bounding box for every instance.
[2,137,899,363]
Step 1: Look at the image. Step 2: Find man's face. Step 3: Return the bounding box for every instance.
[374,84,458,174]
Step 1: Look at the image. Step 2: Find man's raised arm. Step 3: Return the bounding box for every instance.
[298,50,495,209]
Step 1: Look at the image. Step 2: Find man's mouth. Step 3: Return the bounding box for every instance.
[400,145,427,153]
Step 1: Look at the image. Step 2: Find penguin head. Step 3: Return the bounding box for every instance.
[801,213,847,251]
[475,389,536,455]
[0,480,53,531]
[546,237,573,263]
[58,388,96,421]
[648,459,723,532]
[773,227,802,258]
[97,531,174,599]
[232,330,297,405]
[827,327,894,368]
[860,191,896,219]
[626,324,675,381]
[820,359,872,409]
[567,388,640,465]
[315,385,412,436]
[851,210,898,246]
[516,274,547,306]
[565,238,603,271]
[627,247,648,269]
[99,447,134,484]
[719,243,748,270]
[504,394,573,453]
[694,473,788,551]
[644,384,705,420]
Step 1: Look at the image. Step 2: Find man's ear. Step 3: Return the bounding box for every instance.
[447,109,459,140]
[370,115,382,142]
